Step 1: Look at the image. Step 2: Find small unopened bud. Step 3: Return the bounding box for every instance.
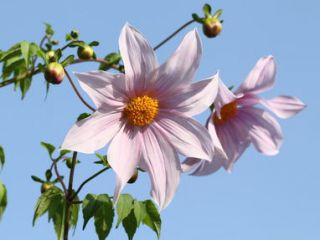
[41,182,53,193]
[127,169,138,184]
[203,18,222,38]
[44,62,65,84]
[46,51,56,62]
[77,45,94,60]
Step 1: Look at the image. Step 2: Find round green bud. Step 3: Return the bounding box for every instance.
[41,182,53,193]
[127,169,139,184]
[46,51,56,62]
[44,62,65,85]
[77,45,94,60]
[203,18,222,38]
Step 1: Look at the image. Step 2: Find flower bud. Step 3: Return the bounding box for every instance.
[46,51,56,62]
[41,182,53,193]
[44,62,65,84]
[203,18,222,38]
[127,169,138,184]
[77,45,94,60]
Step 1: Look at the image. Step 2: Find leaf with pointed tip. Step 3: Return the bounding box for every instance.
[94,194,114,240]
[77,113,91,122]
[142,200,161,238]
[60,149,71,157]
[203,3,212,17]
[20,77,32,99]
[20,41,30,67]
[41,142,55,157]
[0,145,4,168]
[31,175,44,183]
[213,9,223,19]
[116,194,134,227]
[61,55,74,67]
[0,182,7,220]
[82,194,98,229]
[133,200,146,227]
[122,210,137,240]
[89,41,99,47]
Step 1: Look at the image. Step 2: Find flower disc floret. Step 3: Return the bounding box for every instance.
[213,101,238,125]
[124,95,159,126]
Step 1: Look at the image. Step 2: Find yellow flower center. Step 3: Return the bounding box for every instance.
[124,95,159,126]
[213,101,238,125]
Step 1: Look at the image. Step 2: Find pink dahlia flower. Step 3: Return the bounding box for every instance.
[61,24,219,209]
[182,56,305,175]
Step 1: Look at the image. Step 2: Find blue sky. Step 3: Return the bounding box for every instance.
[0,0,319,239]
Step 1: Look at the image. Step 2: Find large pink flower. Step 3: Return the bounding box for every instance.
[61,24,219,209]
[182,56,305,175]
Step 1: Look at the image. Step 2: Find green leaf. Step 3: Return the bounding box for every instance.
[89,41,99,46]
[32,186,62,225]
[94,154,109,167]
[133,200,146,227]
[60,149,71,157]
[68,41,86,48]
[203,3,212,17]
[213,9,223,19]
[142,200,161,238]
[61,55,74,67]
[94,194,114,240]
[116,194,134,227]
[0,182,7,220]
[70,196,80,229]
[82,194,114,240]
[82,194,98,229]
[192,13,203,23]
[45,169,52,181]
[0,145,4,168]
[122,210,137,240]
[41,142,55,157]
[20,77,32,99]
[99,52,122,71]
[31,175,44,183]
[0,47,21,62]
[44,23,54,35]
[20,41,30,67]
[77,112,91,122]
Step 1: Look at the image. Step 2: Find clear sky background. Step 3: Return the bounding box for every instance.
[0,0,318,239]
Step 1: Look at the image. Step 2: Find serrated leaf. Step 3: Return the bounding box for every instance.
[41,142,55,157]
[133,200,146,227]
[122,210,137,240]
[0,145,4,168]
[143,200,161,238]
[31,175,44,183]
[0,182,7,220]
[61,55,74,67]
[33,187,62,225]
[82,194,98,229]
[20,41,30,67]
[116,194,134,227]
[94,194,114,240]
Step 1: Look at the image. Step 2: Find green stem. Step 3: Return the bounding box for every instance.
[63,152,78,240]
[72,166,110,200]
[64,69,95,112]
[153,19,195,51]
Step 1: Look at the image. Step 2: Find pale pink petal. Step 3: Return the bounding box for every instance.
[119,24,157,94]
[154,113,215,161]
[108,126,142,203]
[239,107,283,155]
[61,110,123,154]
[260,95,306,119]
[140,127,181,210]
[75,71,127,109]
[235,56,276,95]
[215,78,238,117]
[153,29,202,95]
[160,73,219,117]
